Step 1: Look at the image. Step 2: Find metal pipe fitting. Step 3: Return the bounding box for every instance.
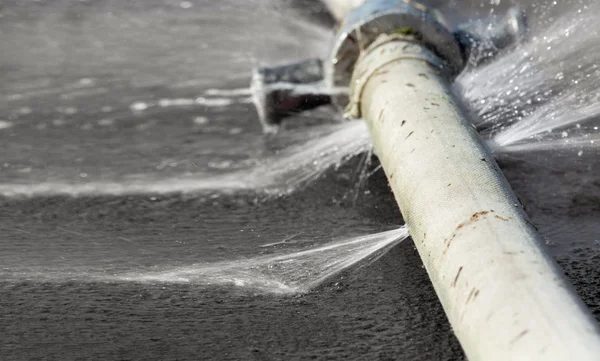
[250,1,527,131]
[251,59,332,133]
[327,0,464,96]
[321,0,365,22]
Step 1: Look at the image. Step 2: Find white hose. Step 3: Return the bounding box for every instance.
[351,37,600,360]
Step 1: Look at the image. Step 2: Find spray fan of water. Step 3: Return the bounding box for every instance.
[141,0,600,294]
[5,2,600,198]
[0,120,371,197]
[457,1,600,158]
[119,227,409,294]
[4,0,600,296]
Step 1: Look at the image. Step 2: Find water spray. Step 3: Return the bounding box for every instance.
[251,0,600,359]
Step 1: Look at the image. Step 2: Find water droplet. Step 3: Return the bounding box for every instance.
[18,107,32,115]
[193,116,209,125]
[130,102,149,111]
[0,120,13,130]
[97,118,114,126]
[79,78,95,86]
[59,107,78,115]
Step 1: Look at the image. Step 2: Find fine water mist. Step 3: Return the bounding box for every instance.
[4,0,600,295]
[0,120,370,197]
[458,1,600,157]
[5,3,600,358]
[5,1,600,199]
[119,227,409,294]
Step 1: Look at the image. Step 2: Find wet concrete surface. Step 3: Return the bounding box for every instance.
[2,0,600,360]
[0,158,471,361]
[1,244,465,361]
[2,154,600,360]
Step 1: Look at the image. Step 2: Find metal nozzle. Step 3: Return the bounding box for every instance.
[251,59,331,133]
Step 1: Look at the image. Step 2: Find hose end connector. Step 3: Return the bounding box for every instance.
[328,0,464,98]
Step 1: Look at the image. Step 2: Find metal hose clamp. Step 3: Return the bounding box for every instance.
[325,0,464,108]
[344,33,447,119]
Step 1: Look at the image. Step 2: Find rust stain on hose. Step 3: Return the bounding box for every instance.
[452,266,463,287]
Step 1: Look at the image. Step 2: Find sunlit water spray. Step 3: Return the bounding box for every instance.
[6,1,600,293]
[0,120,370,197]
[118,227,408,294]
[202,1,600,293]
[457,1,600,156]
[8,3,600,198]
